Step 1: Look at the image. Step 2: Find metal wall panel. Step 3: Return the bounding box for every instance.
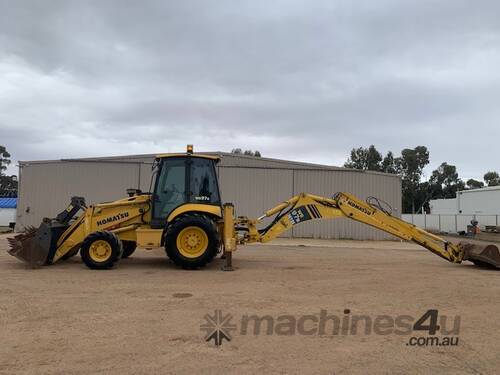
[17,161,140,229]
[139,162,155,192]
[218,167,294,237]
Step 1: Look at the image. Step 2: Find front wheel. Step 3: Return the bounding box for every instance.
[164,213,219,269]
[80,231,122,269]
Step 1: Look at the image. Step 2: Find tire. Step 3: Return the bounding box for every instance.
[121,241,137,259]
[164,213,219,269]
[80,231,123,269]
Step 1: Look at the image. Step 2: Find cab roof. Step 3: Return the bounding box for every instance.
[155,153,220,161]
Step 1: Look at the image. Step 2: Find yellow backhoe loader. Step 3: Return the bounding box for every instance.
[8,146,500,271]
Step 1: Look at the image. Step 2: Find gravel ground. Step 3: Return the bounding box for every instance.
[1,234,499,374]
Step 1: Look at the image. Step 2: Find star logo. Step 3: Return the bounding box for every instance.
[200,310,237,346]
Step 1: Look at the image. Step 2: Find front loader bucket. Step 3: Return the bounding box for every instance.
[460,242,500,269]
[7,226,49,267]
[7,221,65,267]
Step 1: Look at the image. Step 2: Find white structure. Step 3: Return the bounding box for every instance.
[429,198,458,215]
[404,186,500,233]
[0,198,16,227]
[429,186,500,215]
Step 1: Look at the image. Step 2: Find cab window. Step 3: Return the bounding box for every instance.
[153,158,186,219]
[189,158,220,204]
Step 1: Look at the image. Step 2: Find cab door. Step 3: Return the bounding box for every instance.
[151,157,187,228]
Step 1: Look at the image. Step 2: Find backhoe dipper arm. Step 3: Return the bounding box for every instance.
[237,192,465,264]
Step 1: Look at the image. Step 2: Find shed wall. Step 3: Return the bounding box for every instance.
[18,161,143,228]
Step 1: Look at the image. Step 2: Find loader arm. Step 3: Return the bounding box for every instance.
[8,195,152,267]
[231,192,499,268]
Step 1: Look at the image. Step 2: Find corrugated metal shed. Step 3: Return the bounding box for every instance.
[0,198,17,208]
[16,152,401,240]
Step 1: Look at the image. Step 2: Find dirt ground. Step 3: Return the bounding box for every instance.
[1,234,499,375]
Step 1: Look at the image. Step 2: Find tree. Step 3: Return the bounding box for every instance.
[381,151,397,174]
[231,149,262,157]
[484,171,500,187]
[466,179,484,189]
[0,145,17,197]
[429,162,464,199]
[344,145,383,171]
[0,145,11,173]
[394,146,430,213]
[343,145,430,213]
[0,175,17,197]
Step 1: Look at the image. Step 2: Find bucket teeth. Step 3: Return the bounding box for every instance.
[7,226,37,255]
[7,226,44,266]
[460,242,500,269]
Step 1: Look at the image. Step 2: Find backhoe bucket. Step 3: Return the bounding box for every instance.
[7,221,64,267]
[461,242,500,269]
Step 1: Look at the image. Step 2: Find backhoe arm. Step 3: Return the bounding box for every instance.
[231,192,500,268]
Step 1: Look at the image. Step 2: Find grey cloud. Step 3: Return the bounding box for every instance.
[1,0,499,179]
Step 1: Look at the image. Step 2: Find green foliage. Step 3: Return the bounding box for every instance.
[0,175,17,197]
[395,146,430,213]
[0,145,17,197]
[484,171,500,186]
[428,162,465,199]
[231,148,262,157]
[344,145,383,171]
[466,179,484,189]
[381,151,397,174]
[0,145,11,174]
[344,145,430,213]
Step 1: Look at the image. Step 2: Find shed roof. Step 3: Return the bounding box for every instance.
[0,197,17,208]
[18,152,400,178]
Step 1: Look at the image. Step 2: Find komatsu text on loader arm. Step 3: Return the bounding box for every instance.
[8,146,500,271]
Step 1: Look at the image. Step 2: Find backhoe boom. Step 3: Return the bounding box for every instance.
[228,192,499,268]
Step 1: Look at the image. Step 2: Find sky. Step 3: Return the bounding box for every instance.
[1,0,499,181]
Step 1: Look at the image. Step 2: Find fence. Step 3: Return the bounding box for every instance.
[402,214,500,233]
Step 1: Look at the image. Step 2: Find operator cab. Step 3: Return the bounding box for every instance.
[150,146,221,228]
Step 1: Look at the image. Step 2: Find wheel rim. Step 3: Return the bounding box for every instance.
[89,240,112,262]
[176,226,209,258]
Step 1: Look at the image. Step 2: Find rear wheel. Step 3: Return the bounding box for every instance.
[121,241,137,259]
[80,231,122,269]
[164,213,219,269]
